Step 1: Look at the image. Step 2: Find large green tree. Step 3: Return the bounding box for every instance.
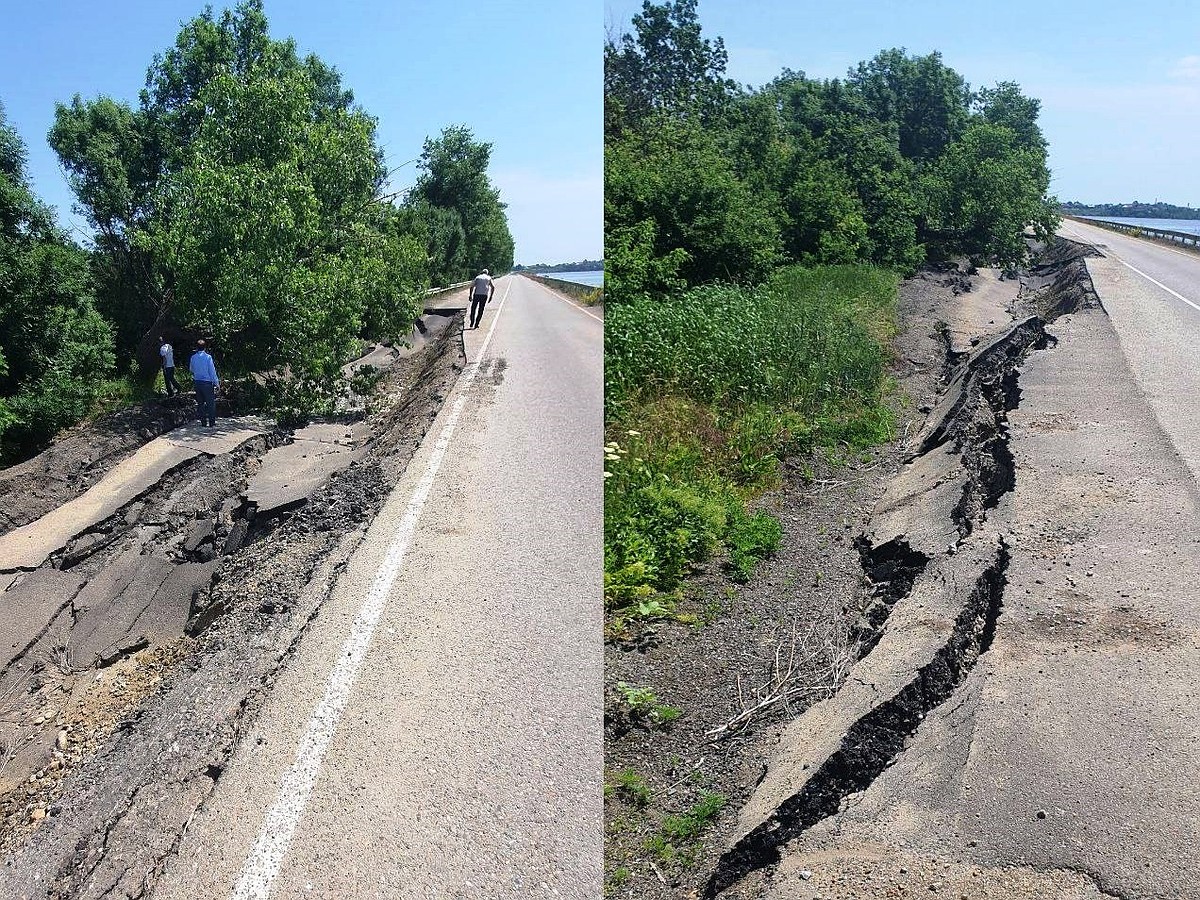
[0,102,114,461]
[604,0,734,134]
[406,125,514,283]
[51,0,426,379]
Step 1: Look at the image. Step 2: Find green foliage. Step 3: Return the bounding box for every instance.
[605,9,1059,290]
[661,792,725,842]
[603,266,896,621]
[1060,200,1200,219]
[643,792,726,867]
[606,265,897,416]
[47,0,505,416]
[602,5,1057,636]
[603,219,688,302]
[727,511,783,582]
[0,101,115,462]
[614,682,683,726]
[607,769,652,808]
[921,120,1059,267]
[847,49,970,162]
[406,125,514,282]
[606,117,782,289]
[606,866,631,892]
[604,0,734,132]
[141,54,422,380]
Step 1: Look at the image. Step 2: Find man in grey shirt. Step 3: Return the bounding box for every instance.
[469,269,494,330]
[159,335,180,397]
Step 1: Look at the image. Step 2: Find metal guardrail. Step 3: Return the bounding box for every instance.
[424,280,471,296]
[1066,215,1200,248]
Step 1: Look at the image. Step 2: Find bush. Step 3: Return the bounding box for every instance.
[603,264,897,620]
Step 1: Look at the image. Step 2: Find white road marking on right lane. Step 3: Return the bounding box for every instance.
[522,277,603,323]
[1103,251,1200,315]
[229,278,513,900]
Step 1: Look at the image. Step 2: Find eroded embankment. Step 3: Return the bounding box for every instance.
[0,312,466,899]
[706,240,1102,897]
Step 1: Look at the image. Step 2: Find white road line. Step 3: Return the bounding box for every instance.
[1064,220,1200,265]
[522,276,604,323]
[1094,246,1200,315]
[230,278,514,900]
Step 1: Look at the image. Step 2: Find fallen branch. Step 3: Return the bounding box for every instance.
[706,619,854,741]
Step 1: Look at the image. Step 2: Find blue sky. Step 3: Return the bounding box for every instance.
[606,0,1200,207]
[1,1,601,265]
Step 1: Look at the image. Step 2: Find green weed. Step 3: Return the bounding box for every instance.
[644,792,727,868]
[615,683,683,728]
[608,769,652,808]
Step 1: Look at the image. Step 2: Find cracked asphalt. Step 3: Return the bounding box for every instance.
[151,276,602,900]
[719,233,1200,900]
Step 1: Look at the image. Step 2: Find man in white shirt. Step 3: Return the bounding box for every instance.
[159,335,180,397]
[469,269,494,330]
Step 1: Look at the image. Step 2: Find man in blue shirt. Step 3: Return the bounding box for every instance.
[189,340,220,427]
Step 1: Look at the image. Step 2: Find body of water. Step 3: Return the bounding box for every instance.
[541,270,603,287]
[1089,216,1200,236]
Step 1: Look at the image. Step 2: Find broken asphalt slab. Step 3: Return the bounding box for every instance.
[0,569,85,675]
[245,422,368,517]
[0,418,267,572]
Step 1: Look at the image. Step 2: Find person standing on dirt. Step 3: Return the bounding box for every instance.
[469,269,494,330]
[189,340,219,428]
[159,336,180,398]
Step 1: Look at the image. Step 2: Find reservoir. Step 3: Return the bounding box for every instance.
[544,270,603,287]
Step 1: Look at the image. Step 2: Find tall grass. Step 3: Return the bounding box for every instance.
[606,264,896,418]
[604,264,898,630]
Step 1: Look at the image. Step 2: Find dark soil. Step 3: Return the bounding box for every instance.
[602,266,989,900]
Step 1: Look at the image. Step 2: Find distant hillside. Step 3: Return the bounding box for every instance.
[513,259,603,273]
[1061,201,1200,220]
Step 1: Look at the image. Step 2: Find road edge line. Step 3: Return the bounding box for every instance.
[519,275,604,323]
[229,279,513,900]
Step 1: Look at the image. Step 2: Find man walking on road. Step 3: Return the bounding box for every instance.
[469,268,494,329]
[189,340,219,428]
[159,335,180,398]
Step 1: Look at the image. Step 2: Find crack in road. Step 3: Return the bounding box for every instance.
[707,239,1105,897]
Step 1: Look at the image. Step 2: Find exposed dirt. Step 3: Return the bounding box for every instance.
[603,264,989,900]
[703,239,1104,900]
[0,311,467,899]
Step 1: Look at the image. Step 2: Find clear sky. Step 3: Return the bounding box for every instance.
[606,0,1200,208]
[1,0,601,265]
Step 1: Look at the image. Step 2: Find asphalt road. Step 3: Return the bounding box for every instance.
[152,275,602,899]
[726,231,1200,899]
[1059,218,1200,484]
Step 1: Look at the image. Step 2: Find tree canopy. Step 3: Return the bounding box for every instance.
[605,1,1059,302]
[49,1,511,382]
[406,125,515,285]
[0,102,115,460]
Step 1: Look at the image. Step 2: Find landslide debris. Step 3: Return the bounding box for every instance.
[706,239,1102,897]
[0,311,465,898]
